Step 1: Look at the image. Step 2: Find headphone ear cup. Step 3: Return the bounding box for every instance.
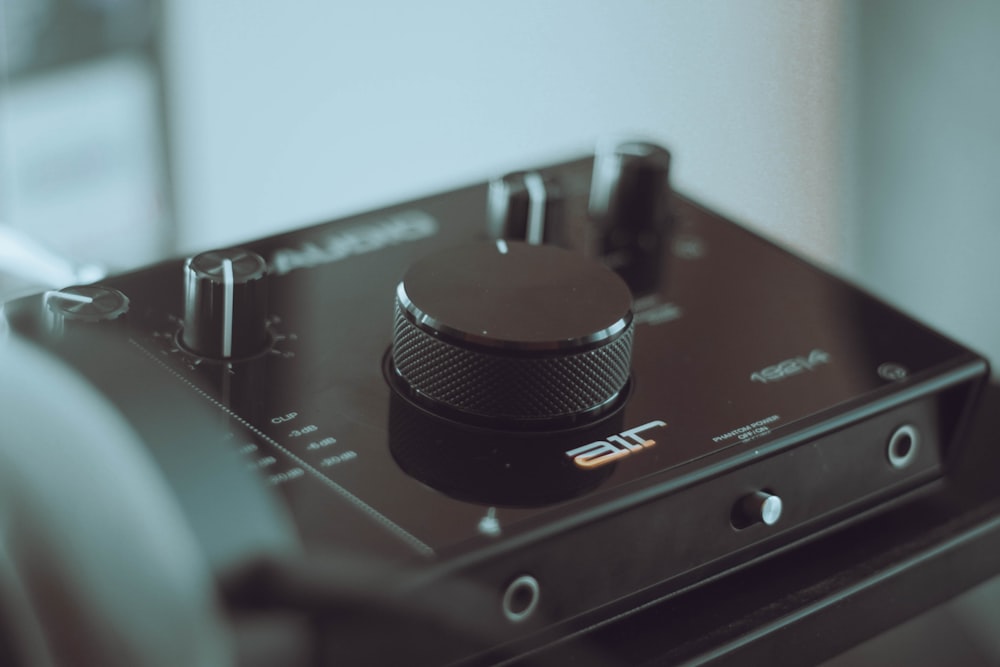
[45,328,301,574]
[0,334,243,667]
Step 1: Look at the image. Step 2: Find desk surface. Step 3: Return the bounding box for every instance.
[511,382,1000,667]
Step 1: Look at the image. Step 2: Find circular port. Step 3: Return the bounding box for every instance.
[887,424,920,469]
[502,575,540,623]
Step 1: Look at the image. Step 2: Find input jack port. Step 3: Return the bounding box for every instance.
[502,575,540,623]
[887,424,919,469]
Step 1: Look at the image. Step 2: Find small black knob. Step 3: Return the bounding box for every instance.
[589,141,673,292]
[45,285,129,336]
[180,248,268,359]
[390,240,633,426]
[487,171,566,247]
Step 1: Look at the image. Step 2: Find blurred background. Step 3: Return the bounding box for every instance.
[1,0,997,664]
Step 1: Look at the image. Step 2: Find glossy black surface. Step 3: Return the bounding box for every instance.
[2,155,986,600]
[398,241,631,350]
[507,383,1000,667]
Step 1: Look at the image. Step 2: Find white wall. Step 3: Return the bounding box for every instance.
[849,0,1000,369]
[164,1,846,267]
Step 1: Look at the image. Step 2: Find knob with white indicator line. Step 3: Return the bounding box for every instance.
[589,140,673,292]
[180,248,269,359]
[487,171,566,247]
[45,285,130,336]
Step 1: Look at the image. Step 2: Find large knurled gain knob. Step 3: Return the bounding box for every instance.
[390,240,634,426]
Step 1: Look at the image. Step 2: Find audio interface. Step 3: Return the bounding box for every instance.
[2,142,988,665]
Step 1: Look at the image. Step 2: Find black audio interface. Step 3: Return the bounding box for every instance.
[2,143,989,665]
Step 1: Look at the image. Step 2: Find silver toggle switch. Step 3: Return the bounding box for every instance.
[734,490,783,528]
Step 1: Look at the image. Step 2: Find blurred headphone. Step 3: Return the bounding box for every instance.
[0,330,605,666]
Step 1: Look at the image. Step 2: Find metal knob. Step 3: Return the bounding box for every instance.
[390,240,633,426]
[733,490,784,528]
